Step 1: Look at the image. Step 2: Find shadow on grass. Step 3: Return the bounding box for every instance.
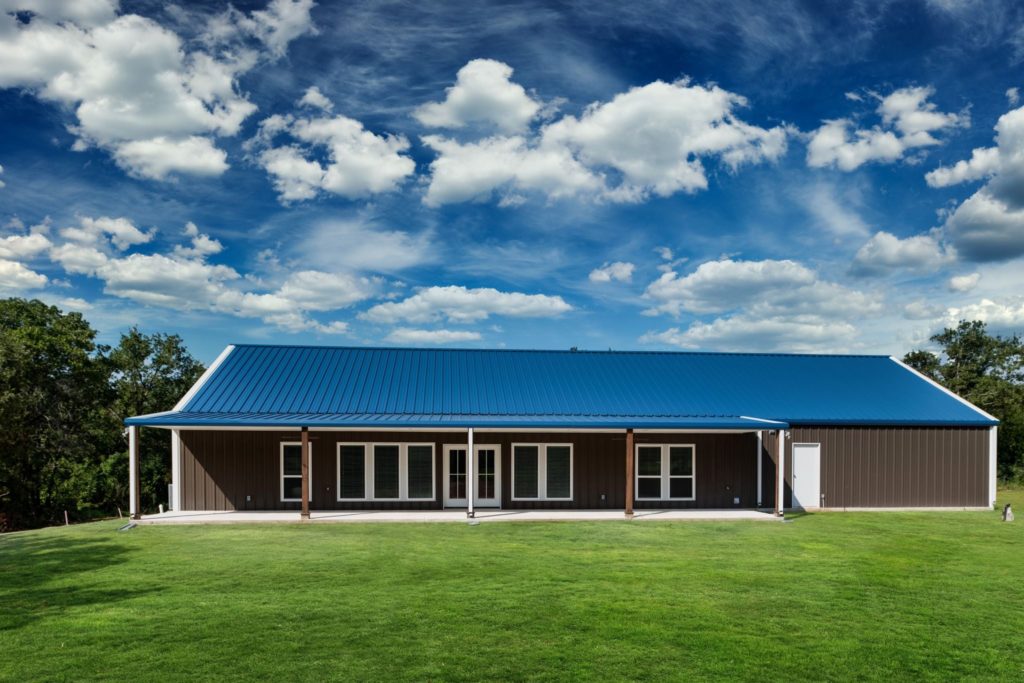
[0,531,159,632]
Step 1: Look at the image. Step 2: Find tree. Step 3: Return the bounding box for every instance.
[0,299,112,529]
[904,320,1024,481]
[108,328,205,512]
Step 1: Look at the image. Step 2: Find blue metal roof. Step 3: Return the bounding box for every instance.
[125,345,997,428]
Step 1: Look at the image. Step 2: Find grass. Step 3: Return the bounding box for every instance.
[2,490,1023,682]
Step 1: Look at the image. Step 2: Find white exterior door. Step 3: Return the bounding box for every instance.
[792,443,821,509]
[444,445,501,508]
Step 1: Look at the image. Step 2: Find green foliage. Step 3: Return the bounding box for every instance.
[904,320,1024,482]
[0,299,203,530]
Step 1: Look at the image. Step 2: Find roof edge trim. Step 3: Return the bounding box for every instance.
[173,344,235,412]
[888,356,998,422]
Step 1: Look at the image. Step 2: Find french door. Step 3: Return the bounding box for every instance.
[443,445,501,508]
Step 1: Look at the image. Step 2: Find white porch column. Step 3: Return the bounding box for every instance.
[990,426,998,509]
[756,431,763,508]
[128,425,139,520]
[467,427,475,518]
[171,429,182,512]
[775,430,786,517]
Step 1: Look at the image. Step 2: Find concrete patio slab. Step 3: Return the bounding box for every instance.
[138,509,780,524]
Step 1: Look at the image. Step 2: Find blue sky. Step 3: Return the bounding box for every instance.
[1,0,1023,363]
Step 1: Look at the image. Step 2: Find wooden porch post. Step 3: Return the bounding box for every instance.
[300,426,310,520]
[756,430,763,508]
[129,425,140,520]
[775,430,786,517]
[625,429,634,518]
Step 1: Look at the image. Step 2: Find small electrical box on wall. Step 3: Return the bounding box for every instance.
[734,497,740,505]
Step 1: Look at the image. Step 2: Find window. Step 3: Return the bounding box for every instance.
[635,444,695,501]
[336,443,435,501]
[338,444,366,499]
[407,445,434,499]
[280,442,313,502]
[512,443,573,501]
[374,445,400,499]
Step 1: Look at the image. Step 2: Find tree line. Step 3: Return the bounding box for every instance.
[1,299,1022,531]
[0,299,203,531]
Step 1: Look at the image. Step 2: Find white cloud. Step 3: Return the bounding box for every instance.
[173,222,223,259]
[384,328,483,344]
[298,85,332,112]
[931,104,1024,261]
[0,1,313,180]
[294,218,436,273]
[543,79,789,200]
[422,74,788,205]
[948,272,981,292]
[850,230,956,276]
[944,190,1024,261]
[422,134,600,207]
[1008,87,1020,106]
[925,146,999,187]
[643,316,858,353]
[0,258,47,293]
[641,258,881,352]
[362,285,572,324]
[944,298,1024,328]
[253,109,415,202]
[589,261,635,283]
[0,163,4,189]
[794,181,871,238]
[47,217,368,334]
[807,86,964,171]
[0,232,51,260]
[644,259,817,316]
[414,59,540,133]
[112,136,229,180]
[60,216,153,251]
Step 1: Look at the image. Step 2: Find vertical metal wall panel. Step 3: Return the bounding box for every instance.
[787,425,989,508]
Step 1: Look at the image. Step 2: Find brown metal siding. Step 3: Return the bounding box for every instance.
[781,426,989,508]
[179,430,759,511]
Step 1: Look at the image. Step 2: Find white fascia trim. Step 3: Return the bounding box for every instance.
[138,425,772,434]
[739,415,788,426]
[889,356,998,422]
[173,344,236,411]
[990,426,998,509]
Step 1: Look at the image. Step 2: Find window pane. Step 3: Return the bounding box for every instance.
[638,447,661,476]
[670,477,693,499]
[374,445,400,498]
[407,445,434,499]
[669,447,693,476]
[514,446,538,498]
[339,445,365,499]
[477,449,495,499]
[283,477,302,500]
[449,449,466,499]
[638,477,661,499]
[546,446,571,499]
[283,445,302,475]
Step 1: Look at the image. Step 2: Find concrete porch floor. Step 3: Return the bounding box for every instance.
[138,509,780,524]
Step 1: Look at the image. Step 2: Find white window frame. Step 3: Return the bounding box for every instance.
[336,442,435,502]
[280,441,313,503]
[511,443,574,501]
[634,443,696,501]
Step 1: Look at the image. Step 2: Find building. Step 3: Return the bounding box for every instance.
[124,345,999,520]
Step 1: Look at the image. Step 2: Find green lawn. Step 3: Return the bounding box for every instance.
[2,491,1023,682]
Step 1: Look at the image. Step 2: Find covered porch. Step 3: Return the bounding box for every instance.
[124,420,792,520]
